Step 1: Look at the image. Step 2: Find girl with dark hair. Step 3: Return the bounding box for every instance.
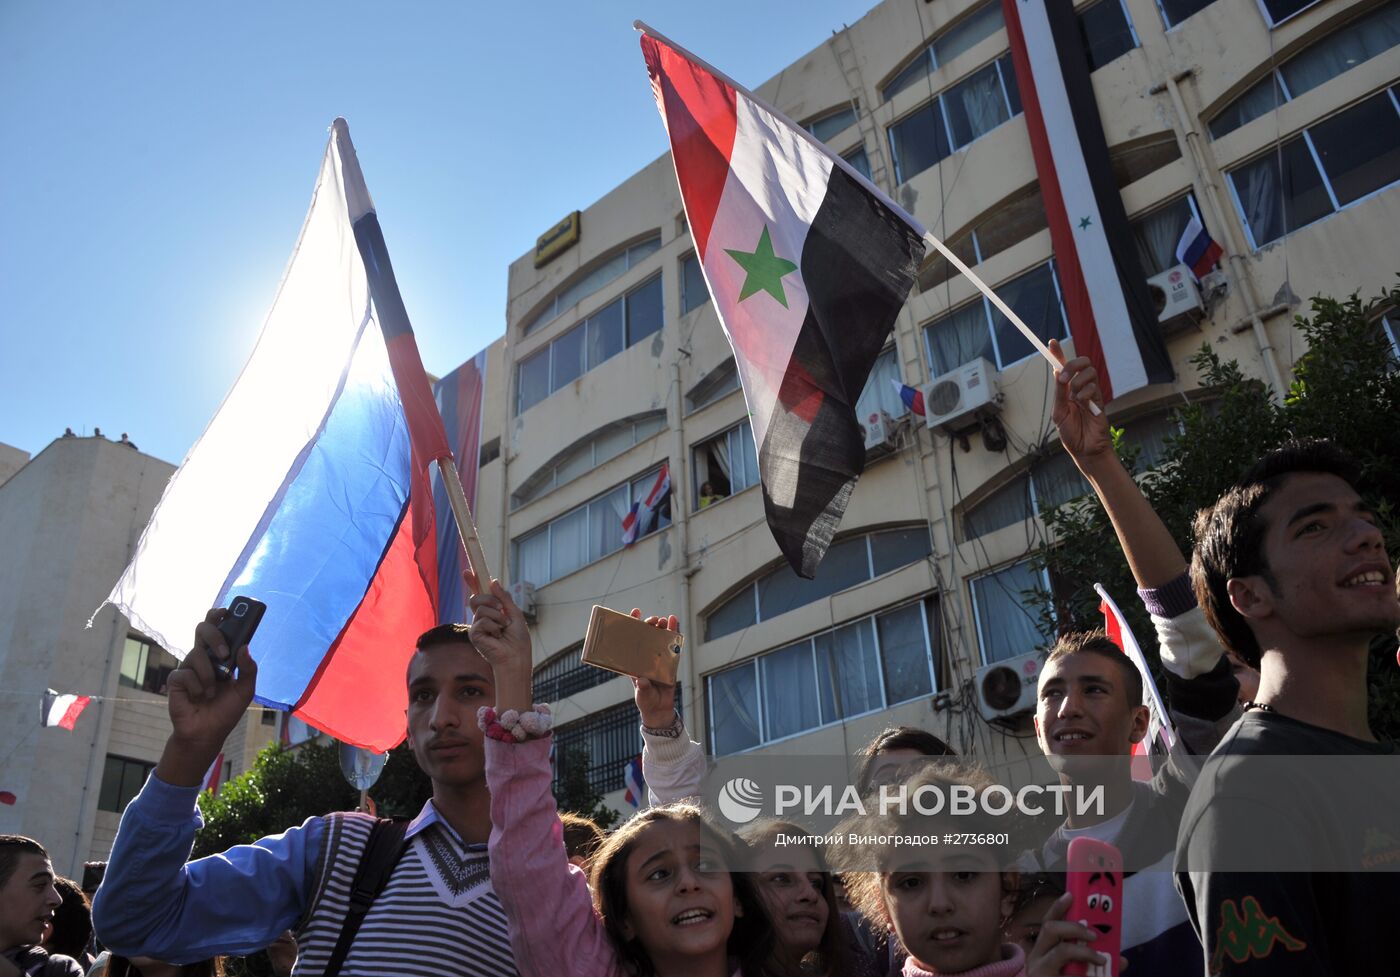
[853,727,956,797]
[95,955,223,977]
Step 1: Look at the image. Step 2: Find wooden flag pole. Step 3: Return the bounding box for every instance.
[434,457,493,594]
[920,230,1102,416]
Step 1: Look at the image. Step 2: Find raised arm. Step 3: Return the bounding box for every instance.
[627,609,707,806]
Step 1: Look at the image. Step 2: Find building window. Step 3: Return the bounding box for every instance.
[704,527,934,640]
[516,274,665,414]
[1227,89,1400,249]
[883,3,1007,101]
[1078,0,1138,72]
[888,54,1021,183]
[479,438,501,468]
[260,708,277,726]
[692,421,759,510]
[1156,0,1217,30]
[523,235,661,336]
[99,755,156,813]
[512,466,671,585]
[805,104,859,143]
[923,261,1068,376]
[1129,193,1205,277]
[512,413,667,509]
[963,451,1090,540]
[1120,409,1185,468]
[1209,3,1400,140]
[706,598,941,754]
[686,360,742,414]
[533,643,617,701]
[918,186,1048,293]
[1259,0,1323,28]
[553,689,680,794]
[970,559,1056,664]
[843,146,873,181]
[1376,312,1400,368]
[119,636,179,695]
[680,252,710,315]
[855,346,909,424]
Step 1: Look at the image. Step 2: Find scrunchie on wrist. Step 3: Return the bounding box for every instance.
[478,704,553,742]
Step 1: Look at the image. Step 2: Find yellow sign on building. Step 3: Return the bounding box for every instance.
[534,210,581,267]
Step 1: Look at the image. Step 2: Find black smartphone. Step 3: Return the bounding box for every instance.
[213,595,266,680]
[81,861,107,894]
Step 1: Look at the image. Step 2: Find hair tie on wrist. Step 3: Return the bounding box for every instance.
[478,704,553,742]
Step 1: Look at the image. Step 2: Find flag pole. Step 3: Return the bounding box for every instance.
[435,457,493,595]
[921,230,1101,416]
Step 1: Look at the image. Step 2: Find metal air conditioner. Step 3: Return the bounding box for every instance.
[508,581,538,622]
[862,410,900,455]
[974,651,1043,722]
[1147,265,1205,332]
[922,358,1000,432]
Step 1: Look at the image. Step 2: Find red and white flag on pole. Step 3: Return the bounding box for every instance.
[202,752,226,795]
[40,690,91,731]
[1096,584,1175,781]
[999,0,1173,402]
[639,25,926,578]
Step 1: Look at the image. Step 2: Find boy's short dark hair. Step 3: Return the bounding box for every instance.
[854,726,956,794]
[415,622,474,652]
[559,811,606,864]
[0,835,48,888]
[1190,439,1362,667]
[1044,631,1143,708]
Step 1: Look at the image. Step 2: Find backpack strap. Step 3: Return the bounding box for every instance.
[320,817,409,977]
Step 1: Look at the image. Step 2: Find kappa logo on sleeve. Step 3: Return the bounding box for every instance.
[1210,896,1307,973]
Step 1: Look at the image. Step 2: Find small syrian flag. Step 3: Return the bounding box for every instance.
[889,379,925,417]
[1096,584,1176,782]
[622,465,671,547]
[202,752,226,795]
[640,27,926,578]
[41,690,91,731]
[1174,216,1223,281]
[623,755,645,809]
[1000,0,1173,403]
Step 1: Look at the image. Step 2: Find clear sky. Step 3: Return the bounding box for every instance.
[1,0,878,466]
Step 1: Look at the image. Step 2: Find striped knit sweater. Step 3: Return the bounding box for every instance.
[293,811,518,977]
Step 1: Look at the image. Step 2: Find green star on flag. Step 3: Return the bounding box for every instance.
[726,226,798,308]
[1078,215,1093,229]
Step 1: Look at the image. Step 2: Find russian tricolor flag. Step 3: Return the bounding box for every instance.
[623,755,645,808]
[106,120,455,751]
[622,465,671,547]
[1174,216,1224,281]
[889,379,925,417]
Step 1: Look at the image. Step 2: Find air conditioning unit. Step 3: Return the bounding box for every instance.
[974,651,1043,722]
[508,580,538,622]
[922,358,1000,432]
[1147,264,1205,332]
[862,410,900,454]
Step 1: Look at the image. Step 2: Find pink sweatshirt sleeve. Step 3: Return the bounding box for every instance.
[486,736,623,977]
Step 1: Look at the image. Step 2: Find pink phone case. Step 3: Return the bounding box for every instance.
[1064,837,1123,977]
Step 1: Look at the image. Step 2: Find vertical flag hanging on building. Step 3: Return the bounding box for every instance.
[622,465,671,546]
[1174,216,1224,281]
[1096,584,1175,781]
[1000,0,1173,402]
[433,349,488,623]
[623,756,645,808]
[40,690,91,731]
[106,119,455,752]
[639,26,926,578]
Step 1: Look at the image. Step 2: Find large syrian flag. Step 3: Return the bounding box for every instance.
[1000,0,1172,402]
[640,28,925,578]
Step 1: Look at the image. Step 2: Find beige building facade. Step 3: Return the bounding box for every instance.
[469,0,1400,811]
[0,436,278,875]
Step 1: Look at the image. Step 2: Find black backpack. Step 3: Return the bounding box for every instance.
[319,818,409,977]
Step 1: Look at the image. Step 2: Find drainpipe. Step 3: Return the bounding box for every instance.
[669,360,699,734]
[1153,70,1288,400]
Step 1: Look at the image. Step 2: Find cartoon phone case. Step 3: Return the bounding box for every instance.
[580,605,683,685]
[1065,836,1123,977]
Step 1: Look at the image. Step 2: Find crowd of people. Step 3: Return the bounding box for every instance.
[6,349,1395,977]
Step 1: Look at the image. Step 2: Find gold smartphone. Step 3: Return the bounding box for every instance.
[580,605,683,685]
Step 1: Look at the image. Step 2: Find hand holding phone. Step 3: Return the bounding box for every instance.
[581,605,683,686]
[1064,837,1123,977]
[213,596,266,680]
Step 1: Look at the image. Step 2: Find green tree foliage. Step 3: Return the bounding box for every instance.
[1032,283,1400,738]
[552,744,621,830]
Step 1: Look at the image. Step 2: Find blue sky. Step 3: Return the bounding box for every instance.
[0,0,877,465]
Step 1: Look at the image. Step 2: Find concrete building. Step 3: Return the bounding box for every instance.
[0,435,279,876]
[472,0,1400,810]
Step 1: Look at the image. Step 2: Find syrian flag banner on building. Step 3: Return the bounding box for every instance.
[622,465,671,546]
[1000,0,1173,403]
[1174,216,1224,281]
[41,690,91,730]
[640,27,926,578]
[1096,584,1175,781]
[623,755,645,808]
